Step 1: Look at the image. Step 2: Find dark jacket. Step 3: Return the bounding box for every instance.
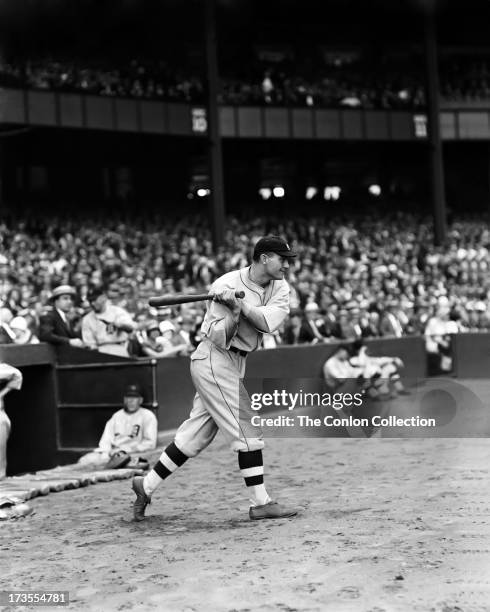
[39,308,81,345]
[283,320,326,345]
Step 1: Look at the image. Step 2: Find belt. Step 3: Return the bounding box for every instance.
[229,346,248,358]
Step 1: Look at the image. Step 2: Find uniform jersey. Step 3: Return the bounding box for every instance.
[0,363,23,391]
[200,266,290,352]
[323,354,362,387]
[97,407,158,454]
[81,304,135,356]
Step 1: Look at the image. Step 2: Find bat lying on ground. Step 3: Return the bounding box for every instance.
[149,291,245,308]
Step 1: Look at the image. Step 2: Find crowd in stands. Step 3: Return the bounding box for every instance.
[0,59,205,103]
[1,54,490,109]
[220,54,426,109]
[440,57,490,103]
[0,211,489,362]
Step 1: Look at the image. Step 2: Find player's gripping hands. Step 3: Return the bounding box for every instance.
[213,288,242,314]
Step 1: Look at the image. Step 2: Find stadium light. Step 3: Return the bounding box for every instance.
[305,186,318,200]
[368,184,382,196]
[273,186,285,198]
[324,186,341,201]
[259,187,272,200]
[197,188,210,197]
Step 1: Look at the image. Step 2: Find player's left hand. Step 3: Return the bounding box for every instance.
[213,288,241,313]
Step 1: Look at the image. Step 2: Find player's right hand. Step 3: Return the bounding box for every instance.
[69,338,85,348]
[213,288,241,313]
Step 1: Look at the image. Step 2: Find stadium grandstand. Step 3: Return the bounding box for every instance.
[0,0,488,355]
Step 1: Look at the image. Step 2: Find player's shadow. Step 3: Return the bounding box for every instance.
[124,515,261,532]
[122,509,300,532]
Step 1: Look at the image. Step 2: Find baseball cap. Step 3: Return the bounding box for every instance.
[87,286,106,303]
[124,384,143,398]
[253,236,297,259]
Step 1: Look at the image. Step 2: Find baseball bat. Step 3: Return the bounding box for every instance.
[149,290,245,308]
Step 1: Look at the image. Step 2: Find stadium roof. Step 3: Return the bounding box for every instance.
[0,0,489,57]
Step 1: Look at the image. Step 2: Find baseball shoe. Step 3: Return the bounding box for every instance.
[249,501,298,521]
[132,476,151,522]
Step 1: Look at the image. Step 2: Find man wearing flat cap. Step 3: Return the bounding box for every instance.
[39,285,85,347]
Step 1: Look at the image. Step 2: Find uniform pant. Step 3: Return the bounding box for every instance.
[174,339,264,457]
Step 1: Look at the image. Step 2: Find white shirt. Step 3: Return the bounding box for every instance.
[56,308,68,324]
[425,317,459,352]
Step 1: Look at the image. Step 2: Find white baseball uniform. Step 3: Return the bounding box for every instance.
[79,406,158,466]
[0,363,23,478]
[174,266,290,457]
[97,407,158,454]
[81,304,136,357]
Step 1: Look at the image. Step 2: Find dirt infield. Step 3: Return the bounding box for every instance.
[3,436,490,612]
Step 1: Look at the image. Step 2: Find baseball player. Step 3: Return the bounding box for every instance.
[323,344,363,390]
[132,236,299,521]
[79,384,158,467]
[82,287,137,357]
[0,362,23,479]
[349,340,410,398]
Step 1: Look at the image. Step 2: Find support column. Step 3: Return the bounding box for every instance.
[205,0,225,249]
[424,10,447,246]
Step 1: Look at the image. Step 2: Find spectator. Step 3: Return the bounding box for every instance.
[0,308,15,344]
[379,302,405,337]
[128,311,150,358]
[140,321,166,358]
[0,254,13,305]
[337,308,362,341]
[302,302,329,343]
[360,310,381,338]
[424,305,460,375]
[9,316,39,345]
[157,320,191,357]
[38,285,85,347]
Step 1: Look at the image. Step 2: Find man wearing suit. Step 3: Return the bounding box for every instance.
[379,302,404,338]
[39,285,85,347]
[283,308,326,345]
[300,303,329,343]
